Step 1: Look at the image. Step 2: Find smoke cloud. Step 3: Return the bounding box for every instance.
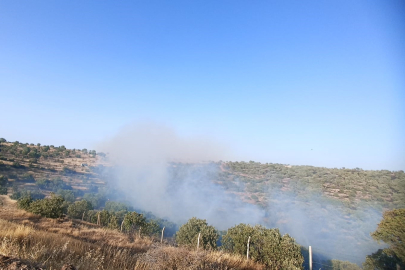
[264,191,385,265]
[98,122,265,229]
[98,122,385,265]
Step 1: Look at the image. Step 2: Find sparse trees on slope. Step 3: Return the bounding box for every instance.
[175,217,219,250]
[222,223,303,269]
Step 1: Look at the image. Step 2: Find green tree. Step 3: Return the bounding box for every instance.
[122,211,147,233]
[175,217,219,250]
[222,224,303,269]
[28,193,67,218]
[363,249,404,270]
[108,214,120,230]
[57,189,75,203]
[372,209,405,262]
[0,138,6,143]
[67,200,93,219]
[17,195,33,210]
[104,201,128,212]
[83,193,106,209]
[363,209,405,269]
[144,219,161,237]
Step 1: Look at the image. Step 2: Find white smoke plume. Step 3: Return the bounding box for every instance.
[98,122,385,266]
[98,122,265,229]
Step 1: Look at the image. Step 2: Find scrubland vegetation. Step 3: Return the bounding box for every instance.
[0,138,404,269]
[222,161,405,209]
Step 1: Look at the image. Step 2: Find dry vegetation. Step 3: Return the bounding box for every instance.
[0,195,265,269]
[0,142,108,196]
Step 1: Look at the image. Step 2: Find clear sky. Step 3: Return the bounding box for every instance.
[1,1,404,170]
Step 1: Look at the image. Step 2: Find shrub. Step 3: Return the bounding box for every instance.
[83,193,106,209]
[28,193,67,218]
[222,223,303,269]
[67,200,93,219]
[104,201,128,213]
[11,189,45,200]
[176,217,219,250]
[17,195,33,210]
[56,189,75,203]
[122,211,147,232]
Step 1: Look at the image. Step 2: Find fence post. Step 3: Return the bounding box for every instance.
[82,211,85,221]
[309,246,312,270]
[97,212,100,226]
[161,226,165,243]
[247,236,251,260]
[197,232,201,251]
[121,220,124,232]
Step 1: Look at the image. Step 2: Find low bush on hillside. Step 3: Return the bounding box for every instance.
[222,224,303,269]
[175,217,219,250]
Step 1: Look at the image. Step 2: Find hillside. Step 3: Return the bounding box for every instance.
[0,141,108,198]
[218,161,405,210]
[1,138,404,269]
[1,140,403,212]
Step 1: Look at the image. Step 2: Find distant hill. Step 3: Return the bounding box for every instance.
[0,140,108,197]
[1,139,404,211]
[219,161,405,210]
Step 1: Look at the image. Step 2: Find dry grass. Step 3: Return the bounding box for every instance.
[135,245,264,270]
[0,218,147,269]
[0,218,265,270]
[0,195,152,250]
[0,196,266,269]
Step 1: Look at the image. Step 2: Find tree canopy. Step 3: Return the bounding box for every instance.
[175,217,219,250]
[222,223,303,269]
[371,208,405,263]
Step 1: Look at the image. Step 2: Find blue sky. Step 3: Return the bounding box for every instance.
[1,0,404,170]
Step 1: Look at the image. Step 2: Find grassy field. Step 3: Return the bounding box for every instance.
[0,195,264,269]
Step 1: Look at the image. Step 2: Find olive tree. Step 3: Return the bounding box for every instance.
[175,217,219,250]
[222,224,303,269]
[363,208,405,269]
[67,200,93,219]
[122,211,147,232]
[29,193,67,218]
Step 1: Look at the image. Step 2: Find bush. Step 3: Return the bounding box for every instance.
[104,201,128,212]
[176,217,219,250]
[11,189,45,200]
[122,211,147,232]
[67,200,93,219]
[83,193,106,209]
[222,224,303,269]
[28,193,67,218]
[56,189,75,203]
[17,195,33,210]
